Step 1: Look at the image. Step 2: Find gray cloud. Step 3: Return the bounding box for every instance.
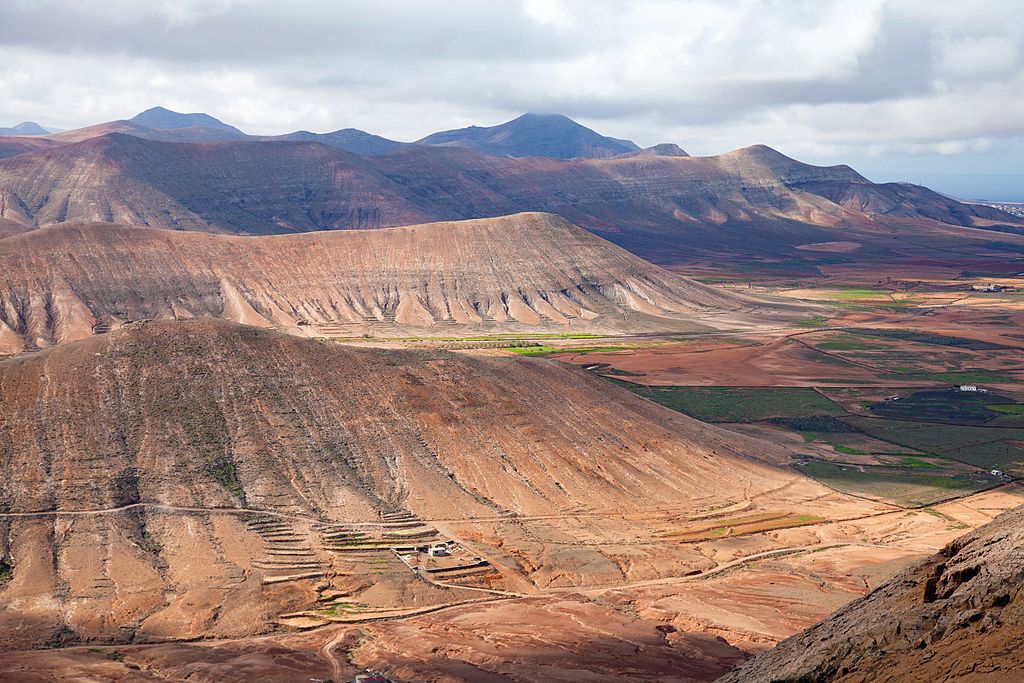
[0,0,1021,192]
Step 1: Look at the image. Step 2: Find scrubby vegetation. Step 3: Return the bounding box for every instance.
[801,460,998,507]
[628,386,844,423]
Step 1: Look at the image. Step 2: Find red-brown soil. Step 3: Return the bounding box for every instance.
[721,503,1024,682]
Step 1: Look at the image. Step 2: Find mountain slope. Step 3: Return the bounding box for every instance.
[418,113,640,159]
[0,213,755,353]
[266,128,406,155]
[0,122,49,136]
[0,136,55,159]
[0,132,1019,267]
[720,503,1024,682]
[130,106,244,134]
[0,318,809,648]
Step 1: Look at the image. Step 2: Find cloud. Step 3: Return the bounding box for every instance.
[0,0,1021,174]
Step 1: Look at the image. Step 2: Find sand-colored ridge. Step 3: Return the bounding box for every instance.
[0,212,769,351]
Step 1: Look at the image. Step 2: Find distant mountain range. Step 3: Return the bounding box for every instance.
[0,121,50,136]
[0,106,1020,270]
[417,112,641,159]
[129,105,244,134]
[0,106,663,159]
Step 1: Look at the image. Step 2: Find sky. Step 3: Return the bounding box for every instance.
[1,0,1022,199]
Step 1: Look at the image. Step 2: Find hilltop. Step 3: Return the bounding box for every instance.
[130,105,245,134]
[418,112,640,158]
[0,121,49,136]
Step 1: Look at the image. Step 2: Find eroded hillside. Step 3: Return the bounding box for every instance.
[0,212,764,353]
[0,319,816,649]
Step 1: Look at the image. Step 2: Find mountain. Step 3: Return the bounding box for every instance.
[618,143,690,158]
[0,317,807,648]
[266,128,406,155]
[0,213,764,353]
[130,105,244,134]
[418,112,641,159]
[720,503,1024,682]
[0,136,55,159]
[0,121,49,136]
[0,132,1019,268]
[47,119,249,143]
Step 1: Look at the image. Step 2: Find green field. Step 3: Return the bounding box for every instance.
[800,460,1000,507]
[843,416,1024,472]
[625,386,844,423]
[507,345,629,357]
[868,389,1015,425]
[794,315,830,328]
[828,289,889,300]
[848,328,1008,351]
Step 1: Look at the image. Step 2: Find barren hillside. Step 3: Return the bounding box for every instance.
[0,319,809,648]
[720,504,1024,682]
[0,133,1018,267]
[0,212,759,353]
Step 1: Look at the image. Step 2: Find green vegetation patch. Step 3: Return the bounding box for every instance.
[847,328,1009,351]
[897,456,942,470]
[844,416,1024,473]
[506,344,630,357]
[831,444,867,456]
[372,333,604,342]
[868,389,1016,425]
[794,315,830,328]
[828,288,889,300]
[771,415,857,433]
[626,386,844,423]
[801,460,999,507]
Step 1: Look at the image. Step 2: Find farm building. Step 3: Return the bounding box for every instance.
[353,672,392,683]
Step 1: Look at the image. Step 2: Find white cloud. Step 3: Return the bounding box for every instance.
[0,0,1020,176]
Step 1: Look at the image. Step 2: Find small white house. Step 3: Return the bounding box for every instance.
[958,385,979,392]
[427,545,449,557]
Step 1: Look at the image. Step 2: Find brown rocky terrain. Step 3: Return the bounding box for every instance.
[0,132,1018,268]
[720,503,1024,682]
[0,318,814,651]
[0,212,771,354]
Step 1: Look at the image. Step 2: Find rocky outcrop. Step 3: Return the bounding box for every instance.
[718,504,1024,682]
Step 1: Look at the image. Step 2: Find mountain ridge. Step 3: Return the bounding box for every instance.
[130,105,244,134]
[417,112,641,159]
[0,212,764,354]
[0,121,49,136]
